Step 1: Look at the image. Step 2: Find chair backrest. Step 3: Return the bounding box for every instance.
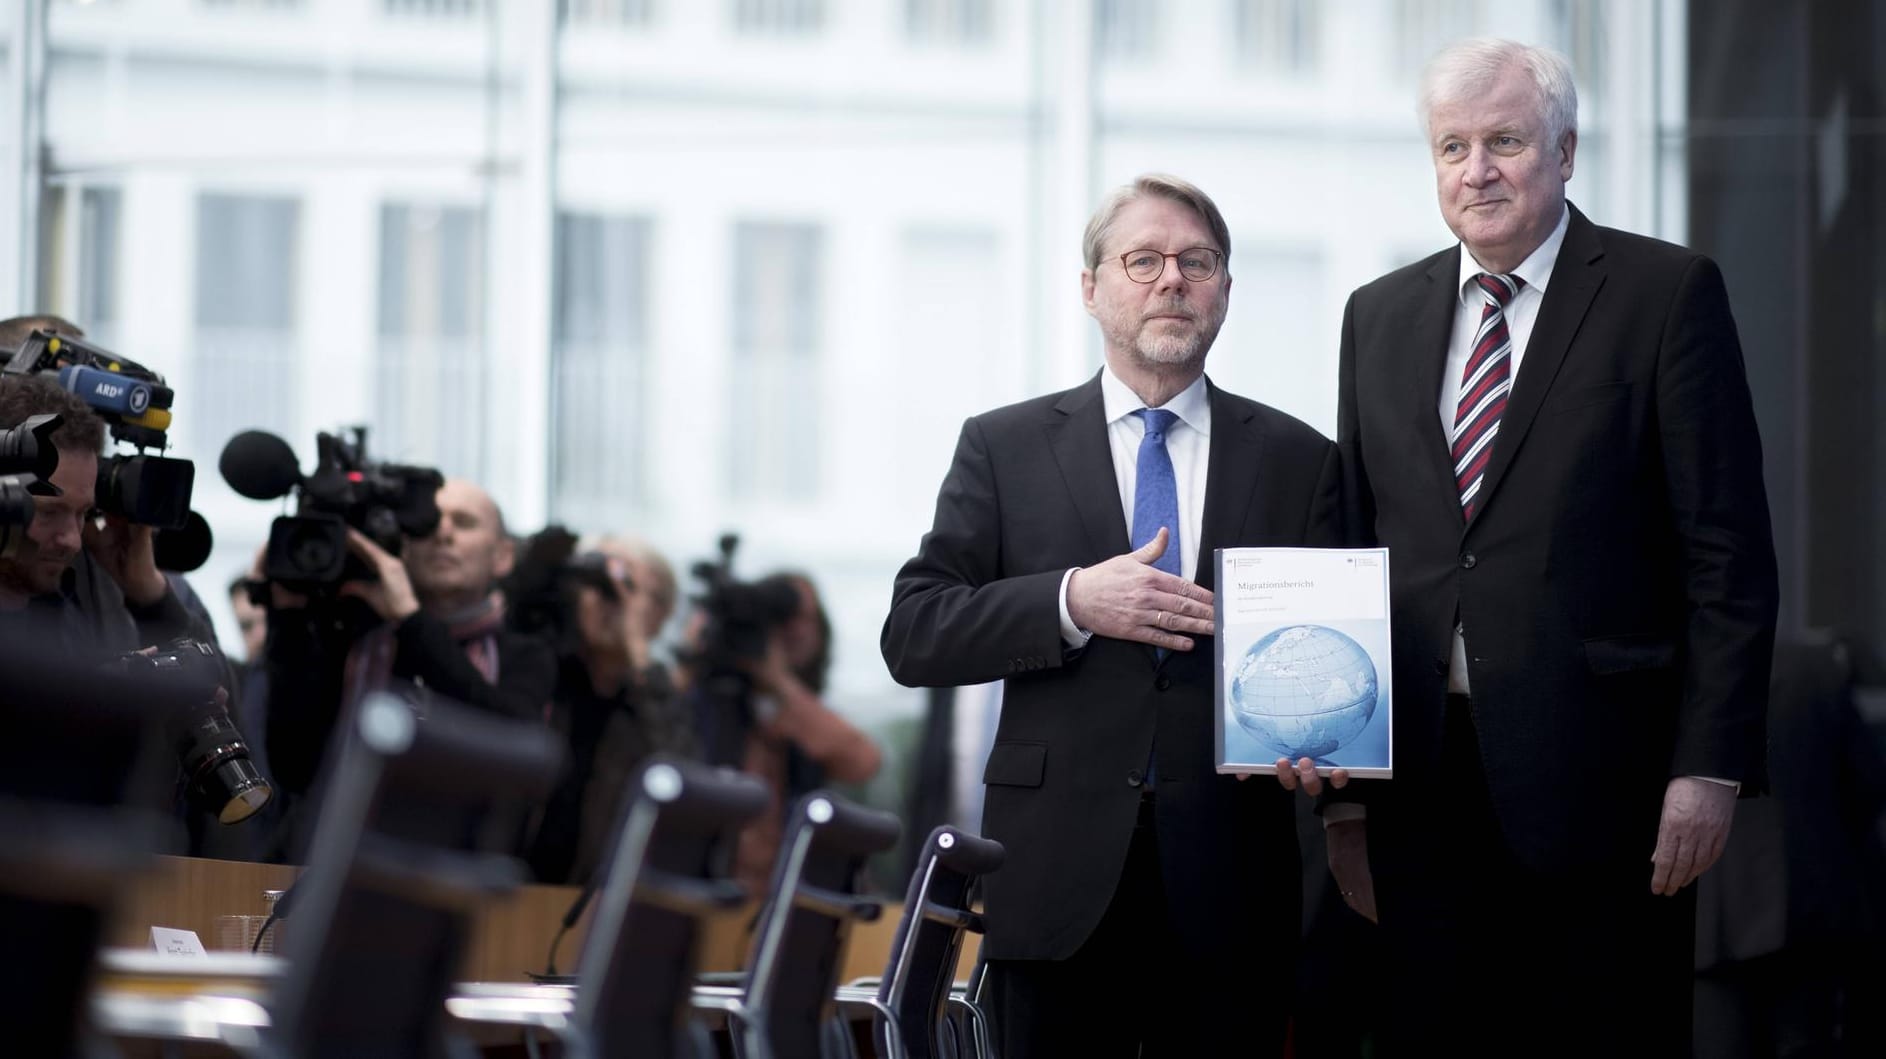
[742,790,902,1057]
[268,693,562,1059]
[571,757,770,1059]
[875,827,1003,1059]
[0,638,176,1059]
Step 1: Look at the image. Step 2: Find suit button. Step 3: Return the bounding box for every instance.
[1155,675,1171,692]
[1433,657,1449,675]
[1460,552,1477,569]
[1126,769,1144,787]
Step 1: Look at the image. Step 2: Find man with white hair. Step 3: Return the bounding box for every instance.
[1329,38,1777,1050]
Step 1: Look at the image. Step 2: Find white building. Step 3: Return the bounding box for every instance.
[4,0,1687,728]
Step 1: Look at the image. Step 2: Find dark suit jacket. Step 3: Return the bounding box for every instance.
[1336,204,1779,873]
[882,372,1341,961]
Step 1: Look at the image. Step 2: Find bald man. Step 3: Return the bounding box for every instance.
[263,478,557,804]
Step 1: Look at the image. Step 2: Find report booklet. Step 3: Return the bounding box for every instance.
[1213,547,1393,778]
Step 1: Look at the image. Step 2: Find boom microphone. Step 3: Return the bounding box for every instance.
[218,431,302,501]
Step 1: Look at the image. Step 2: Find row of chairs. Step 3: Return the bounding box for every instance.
[17,690,1006,1058]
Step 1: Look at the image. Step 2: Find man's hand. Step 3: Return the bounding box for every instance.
[1326,818,1378,923]
[610,567,653,674]
[337,528,420,623]
[1649,776,1736,896]
[746,633,802,704]
[1273,757,1350,795]
[1066,528,1213,651]
[83,514,168,607]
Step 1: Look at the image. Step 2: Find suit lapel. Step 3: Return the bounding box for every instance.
[1046,374,1129,564]
[1196,380,1265,596]
[1467,206,1606,530]
[1410,250,1464,521]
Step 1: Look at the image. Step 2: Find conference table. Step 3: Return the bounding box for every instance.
[93,854,928,1055]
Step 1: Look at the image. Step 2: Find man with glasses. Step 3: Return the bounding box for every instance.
[884,174,1341,1056]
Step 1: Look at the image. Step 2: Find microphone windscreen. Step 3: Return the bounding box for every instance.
[152,510,214,573]
[219,431,301,501]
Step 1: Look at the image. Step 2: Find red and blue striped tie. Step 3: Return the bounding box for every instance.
[1452,273,1524,521]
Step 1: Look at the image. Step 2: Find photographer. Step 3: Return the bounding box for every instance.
[263,478,556,809]
[685,571,881,893]
[515,533,698,884]
[0,374,214,654]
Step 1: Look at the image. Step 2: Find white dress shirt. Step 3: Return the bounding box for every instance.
[1058,366,1213,646]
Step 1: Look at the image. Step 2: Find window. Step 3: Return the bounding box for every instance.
[1211,247,1330,434]
[193,193,300,458]
[732,0,822,36]
[905,0,992,46]
[1232,0,1318,76]
[199,0,304,10]
[1096,0,1158,61]
[1396,0,1482,80]
[729,221,820,503]
[375,203,486,477]
[560,0,654,28]
[551,213,651,523]
[37,185,122,350]
[893,227,1002,508]
[382,0,481,18]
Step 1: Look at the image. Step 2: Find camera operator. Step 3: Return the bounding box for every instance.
[518,534,699,884]
[264,477,557,812]
[684,571,881,894]
[0,374,215,653]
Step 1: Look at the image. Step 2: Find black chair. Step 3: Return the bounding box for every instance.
[264,692,562,1059]
[0,637,176,1059]
[694,790,902,1059]
[942,945,993,1059]
[558,757,770,1059]
[835,826,1003,1059]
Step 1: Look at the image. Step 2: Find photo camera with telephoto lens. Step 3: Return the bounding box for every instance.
[218,425,443,590]
[683,533,801,678]
[111,638,273,825]
[0,413,64,560]
[2,331,202,540]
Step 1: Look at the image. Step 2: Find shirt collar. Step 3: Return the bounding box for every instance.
[1456,203,1571,307]
[1100,364,1212,437]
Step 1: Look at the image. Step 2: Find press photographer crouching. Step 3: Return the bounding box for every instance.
[251,446,556,849]
[680,539,882,893]
[508,530,699,884]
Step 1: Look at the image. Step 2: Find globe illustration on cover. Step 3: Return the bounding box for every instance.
[1230,625,1379,760]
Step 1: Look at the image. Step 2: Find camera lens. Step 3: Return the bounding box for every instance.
[171,699,274,824]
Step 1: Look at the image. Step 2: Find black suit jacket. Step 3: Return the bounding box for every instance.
[882,372,1341,961]
[1337,204,1779,872]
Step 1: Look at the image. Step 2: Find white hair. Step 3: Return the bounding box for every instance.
[1418,38,1578,146]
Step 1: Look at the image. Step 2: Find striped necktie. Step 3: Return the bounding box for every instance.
[1452,273,1524,521]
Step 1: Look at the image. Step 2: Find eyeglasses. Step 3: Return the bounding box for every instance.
[1115,247,1222,284]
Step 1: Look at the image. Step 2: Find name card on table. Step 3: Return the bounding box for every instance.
[150,926,208,957]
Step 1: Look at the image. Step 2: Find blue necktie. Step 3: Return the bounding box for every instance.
[1131,408,1180,787]
[1131,408,1182,577]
